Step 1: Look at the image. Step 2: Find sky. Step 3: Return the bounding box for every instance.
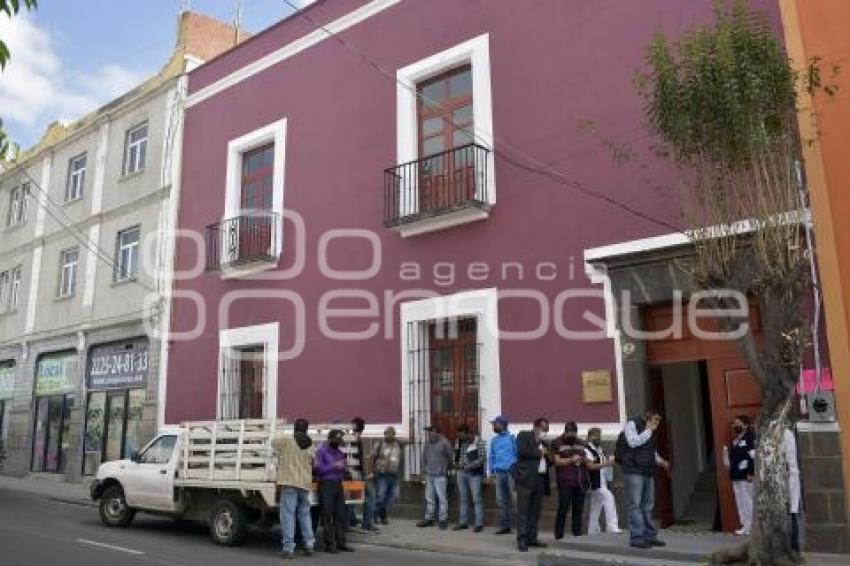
[0,1,313,149]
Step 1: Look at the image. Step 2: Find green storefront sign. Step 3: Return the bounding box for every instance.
[35,352,77,396]
[0,362,14,399]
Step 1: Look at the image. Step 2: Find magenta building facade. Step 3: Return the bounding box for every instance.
[167,0,775,430]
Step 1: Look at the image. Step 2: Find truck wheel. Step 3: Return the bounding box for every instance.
[209,500,247,546]
[99,485,136,527]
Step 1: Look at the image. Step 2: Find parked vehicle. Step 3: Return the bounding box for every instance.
[90,419,364,545]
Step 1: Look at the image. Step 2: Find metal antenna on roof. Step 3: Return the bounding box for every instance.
[233,0,243,45]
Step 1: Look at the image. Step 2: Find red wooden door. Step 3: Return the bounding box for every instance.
[649,365,675,528]
[429,318,479,444]
[707,358,762,532]
[239,143,274,259]
[417,66,475,212]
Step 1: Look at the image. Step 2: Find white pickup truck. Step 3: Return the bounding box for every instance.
[89,419,364,546]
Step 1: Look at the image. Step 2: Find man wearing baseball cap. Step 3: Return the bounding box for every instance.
[488,415,517,535]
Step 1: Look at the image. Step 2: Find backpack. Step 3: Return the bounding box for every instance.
[614,430,628,465]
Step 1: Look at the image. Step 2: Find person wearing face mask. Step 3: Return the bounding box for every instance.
[514,417,550,552]
[724,415,756,536]
[273,418,317,559]
[552,422,589,539]
[585,427,620,535]
[314,429,355,553]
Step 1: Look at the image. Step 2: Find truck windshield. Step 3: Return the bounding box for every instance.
[139,435,177,464]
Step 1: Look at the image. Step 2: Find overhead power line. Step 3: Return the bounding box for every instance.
[279,0,683,233]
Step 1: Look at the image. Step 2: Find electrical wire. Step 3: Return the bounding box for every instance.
[279,0,683,233]
[8,162,160,295]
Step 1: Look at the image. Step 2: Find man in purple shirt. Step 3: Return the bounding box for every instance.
[314,429,355,553]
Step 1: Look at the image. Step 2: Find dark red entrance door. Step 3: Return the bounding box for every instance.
[428,318,479,443]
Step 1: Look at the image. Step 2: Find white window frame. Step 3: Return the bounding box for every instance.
[6,184,28,226]
[115,225,140,281]
[0,271,8,313]
[58,247,79,298]
[0,266,21,313]
[66,153,87,201]
[395,34,496,228]
[123,122,148,176]
[217,322,279,419]
[399,288,501,450]
[221,118,287,275]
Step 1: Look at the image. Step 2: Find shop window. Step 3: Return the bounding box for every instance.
[31,394,75,473]
[31,351,78,473]
[83,339,149,475]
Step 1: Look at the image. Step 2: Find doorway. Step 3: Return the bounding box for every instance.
[645,303,763,532]
[651,361,716,529]
[428,317,480,444]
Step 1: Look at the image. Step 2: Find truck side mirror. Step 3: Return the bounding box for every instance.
[130,451,141,463]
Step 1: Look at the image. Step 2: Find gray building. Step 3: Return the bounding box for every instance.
[0,12,241,480]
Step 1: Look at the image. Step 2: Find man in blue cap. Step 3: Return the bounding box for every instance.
[488,415,517,535]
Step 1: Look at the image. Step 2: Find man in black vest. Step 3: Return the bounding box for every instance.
[514,417,550,552]
[618,410,670,549]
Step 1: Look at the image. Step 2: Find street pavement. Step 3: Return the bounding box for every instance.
[0,476,847,565]
[0,488,527,566]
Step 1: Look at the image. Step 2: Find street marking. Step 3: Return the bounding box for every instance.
[76,538,146,555]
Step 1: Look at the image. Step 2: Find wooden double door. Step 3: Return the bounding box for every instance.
[428,318,480,444]
[646,303,763,532]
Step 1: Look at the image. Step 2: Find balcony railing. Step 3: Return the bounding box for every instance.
[206,212,279,270]
[384,143,490,228]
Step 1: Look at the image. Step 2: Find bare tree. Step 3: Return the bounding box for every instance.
[638,1,835,564]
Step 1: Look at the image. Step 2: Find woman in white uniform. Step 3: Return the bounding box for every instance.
[585,427,620,534]
[724,415,756,536]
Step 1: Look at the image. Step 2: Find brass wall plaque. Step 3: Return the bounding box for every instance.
[582,370,613,404]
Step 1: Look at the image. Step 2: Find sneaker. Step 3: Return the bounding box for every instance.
[417,519,435,528]
[630,541,650,549]
[453,524,469,531]
[608,528,623,534]
[734,528,750,536]
[527,541,548,548]
[473,526,483,533]
[438,521,449,530]
[494,527,511,535]
[648,539,666,547]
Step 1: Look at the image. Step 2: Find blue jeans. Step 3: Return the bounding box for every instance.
[425,474,448,522]
[375,472,399,520]
[457,471,484,527]
[624,473,657,544]
[362,479,376,530]
[280,487,314,554]
[494,470,514,529]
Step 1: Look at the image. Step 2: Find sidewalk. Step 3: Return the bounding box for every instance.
[1,475,846,565]
[0,474,94,507]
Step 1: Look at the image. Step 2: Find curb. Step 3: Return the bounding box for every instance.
[350,536,527,562]
[550,540,711,563]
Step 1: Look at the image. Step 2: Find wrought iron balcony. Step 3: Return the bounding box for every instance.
[384,144,491,230]
[205,212,279,270]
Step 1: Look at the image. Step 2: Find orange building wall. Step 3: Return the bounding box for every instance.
[780,0,850,529]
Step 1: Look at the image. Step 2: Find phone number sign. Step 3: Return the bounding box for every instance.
[87,341,149,389]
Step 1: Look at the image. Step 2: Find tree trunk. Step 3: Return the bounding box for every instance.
[747,398,798,565]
